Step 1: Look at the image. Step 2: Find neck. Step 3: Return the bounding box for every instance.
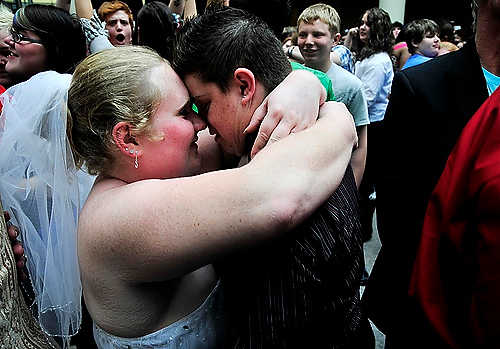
[476,5,500,75]
[104,155,146,184]
[306,60,332,74]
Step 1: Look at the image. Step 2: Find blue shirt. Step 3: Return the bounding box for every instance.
[331,45,355,74]
[402,54,432,70]
[355,52,394,123]
[482,67,500,96]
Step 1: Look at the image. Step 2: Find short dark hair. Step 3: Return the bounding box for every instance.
[137,1,176,61]
[392,21,403,29]
[12,5,86,74]
[173,5,291,94]
[404,19,439,54]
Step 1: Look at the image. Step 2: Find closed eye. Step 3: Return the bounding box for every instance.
[194,101,209,122]
[179,101,194,117]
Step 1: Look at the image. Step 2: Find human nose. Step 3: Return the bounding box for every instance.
[5,35,14,48]
[305,33,314,45]
[189,113,207,133]
[0,52,7,66]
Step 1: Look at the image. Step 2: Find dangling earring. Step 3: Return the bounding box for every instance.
[134,150,139,169]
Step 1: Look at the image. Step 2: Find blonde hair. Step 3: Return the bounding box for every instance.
[0,5,13,32]
[297,3,341,36]
[67,46,166,175]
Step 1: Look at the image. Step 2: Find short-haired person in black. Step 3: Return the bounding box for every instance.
[401,19,440,70]
[173,6,374,349]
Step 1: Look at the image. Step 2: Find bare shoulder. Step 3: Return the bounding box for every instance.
[318,101,357,144]
[77,177,129,263]
[320,101,354,124]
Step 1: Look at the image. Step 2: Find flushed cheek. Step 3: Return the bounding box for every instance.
[163,121,195,148]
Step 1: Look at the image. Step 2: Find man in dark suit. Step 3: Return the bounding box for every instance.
[362,0,500,347]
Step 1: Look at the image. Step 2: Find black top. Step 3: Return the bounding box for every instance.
[362,42,489,347]
[218,165,372,349]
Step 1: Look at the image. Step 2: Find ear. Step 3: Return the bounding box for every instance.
[112,122,141,158]
[333,33,341,45]
[233,68,256,106]
[411,39,420,50]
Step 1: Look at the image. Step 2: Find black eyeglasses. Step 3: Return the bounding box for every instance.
[10,31,44,45]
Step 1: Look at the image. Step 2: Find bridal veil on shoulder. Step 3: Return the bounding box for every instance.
[0,71,94,345]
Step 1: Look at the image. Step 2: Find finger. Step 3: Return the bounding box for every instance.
[249,129,270,159]
[244,97,268,134]
[251,119,293,158]
[249,109,284,157]
[267,119,294,145]
[3,211,10,222]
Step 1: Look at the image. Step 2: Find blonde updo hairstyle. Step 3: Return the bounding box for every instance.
[68,46,167,175]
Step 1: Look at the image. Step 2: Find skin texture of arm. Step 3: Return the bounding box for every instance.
[75,0,94,19]
[78,101,356,284]
[331,51,342,66]
[351,125,367,187]
[398,47,411,70]
[183,0,197,19]
[344,28,358,51]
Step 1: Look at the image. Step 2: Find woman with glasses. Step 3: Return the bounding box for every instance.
[6,5,87,85]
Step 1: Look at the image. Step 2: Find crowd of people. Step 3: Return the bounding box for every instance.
[0,0,499,349]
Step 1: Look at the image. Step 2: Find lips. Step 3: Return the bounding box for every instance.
[115,34,125,43]
[302,49,317,56]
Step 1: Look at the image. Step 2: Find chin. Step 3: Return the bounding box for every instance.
[186,163,202,176]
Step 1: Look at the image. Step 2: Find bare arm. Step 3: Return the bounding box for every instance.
[80,102,356,283]
[285,45,304,64]
[344,28,358,51]
[75,0,93,19]
[331,51,342,66]
[183,0,197,19]
[398,47,411,70]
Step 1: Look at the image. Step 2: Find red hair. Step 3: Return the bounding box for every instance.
[98,1,133,28]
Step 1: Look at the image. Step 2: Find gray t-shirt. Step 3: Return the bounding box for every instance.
[326,63,370,127]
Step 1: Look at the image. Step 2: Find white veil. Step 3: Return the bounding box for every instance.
[0,71,94,344]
